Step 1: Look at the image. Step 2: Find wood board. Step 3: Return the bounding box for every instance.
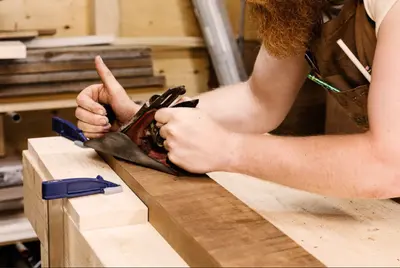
[210,172,400,267]
[0,211,36,247]
[0,45,164,98]
[0,58,152,75]
[0,41,26,59]
[100,153,323,267]
[0,30,39,40]
[18,45,151,63]
[24,35,115,49]
[0,76,165,98]
[22,136,400,266]
[0,67,153,85]
[23,136,187,267]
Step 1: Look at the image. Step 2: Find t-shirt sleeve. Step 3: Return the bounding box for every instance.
[364,0,400,34]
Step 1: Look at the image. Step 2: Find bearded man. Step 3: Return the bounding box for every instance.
[74,0,400,199]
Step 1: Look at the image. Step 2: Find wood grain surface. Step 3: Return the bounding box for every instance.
[0,58,152,75]
[0,76,165,97]
[24,137,187,267]
[18,45,151,63]
[101,153,324,267]
[0,67,153,85]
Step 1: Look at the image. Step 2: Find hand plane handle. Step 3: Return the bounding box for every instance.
[151,99,200,147]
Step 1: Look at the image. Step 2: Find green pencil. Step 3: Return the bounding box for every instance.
[307,74,341,93]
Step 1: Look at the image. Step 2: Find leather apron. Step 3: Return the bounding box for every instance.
[309,0,376,132]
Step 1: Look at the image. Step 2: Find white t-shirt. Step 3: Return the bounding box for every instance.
[325,0,399,35]
[364,0,399,34]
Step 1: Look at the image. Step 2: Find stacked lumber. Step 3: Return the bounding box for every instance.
[0,28,57,60]
[0,29,57,41]
[0,45,165,97]
[0,159,23,213]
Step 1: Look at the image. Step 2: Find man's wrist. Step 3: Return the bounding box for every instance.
[131,101,141,114]
[222,131,246,173]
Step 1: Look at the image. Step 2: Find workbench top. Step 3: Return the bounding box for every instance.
[22,136,400,267]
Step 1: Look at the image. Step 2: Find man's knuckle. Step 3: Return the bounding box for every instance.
[167,152,177,163]
[77,120,84,129]
[78,121,94,132]
[167,140,175,150]
[76,94,85,105]
[166,125,176,137]
[94,115,104,125]
[75,108,81,119]
[85,131,103,139]
[163,140,170,150]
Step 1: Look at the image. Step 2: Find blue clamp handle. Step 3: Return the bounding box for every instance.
[52,116,87,142]
[42,175,120,200]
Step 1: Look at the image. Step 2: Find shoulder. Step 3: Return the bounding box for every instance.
[364,0,400,34]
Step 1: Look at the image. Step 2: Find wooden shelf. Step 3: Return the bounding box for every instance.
[0,87,165,113]
[0,156,34,247]
[0,210,37,247]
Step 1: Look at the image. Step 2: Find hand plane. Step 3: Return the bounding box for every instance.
[83,86,200,176]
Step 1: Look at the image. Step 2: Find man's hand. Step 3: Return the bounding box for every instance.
[154,107,239,174]
[75,56,140,138]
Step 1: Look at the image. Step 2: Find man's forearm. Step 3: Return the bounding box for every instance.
[227,132,400,199]
[190,47,309,134]
[193,82,280,133]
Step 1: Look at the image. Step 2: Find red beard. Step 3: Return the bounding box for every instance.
[247,0,325,58]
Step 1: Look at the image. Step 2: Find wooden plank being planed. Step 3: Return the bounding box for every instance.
[0,76,165,98]
[0,67,153,85]
[100,153,324,267]
[0,58,152,75]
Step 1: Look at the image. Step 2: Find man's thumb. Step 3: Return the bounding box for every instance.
[95,55,125,95]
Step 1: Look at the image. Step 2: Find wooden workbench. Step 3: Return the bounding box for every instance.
[23,136,400,267]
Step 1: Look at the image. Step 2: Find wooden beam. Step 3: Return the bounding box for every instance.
[100,153,323,267]
[23,137,400,266]
[24,137,148,266]
[23,137,187,267]
[26,137,149,230]
[0,76,165,98]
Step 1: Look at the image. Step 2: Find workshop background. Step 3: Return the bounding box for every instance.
[0,0,356,267]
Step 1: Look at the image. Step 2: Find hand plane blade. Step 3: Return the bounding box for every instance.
[84,132,179,175]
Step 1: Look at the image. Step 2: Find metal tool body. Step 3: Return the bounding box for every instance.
[84,86,200,176]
